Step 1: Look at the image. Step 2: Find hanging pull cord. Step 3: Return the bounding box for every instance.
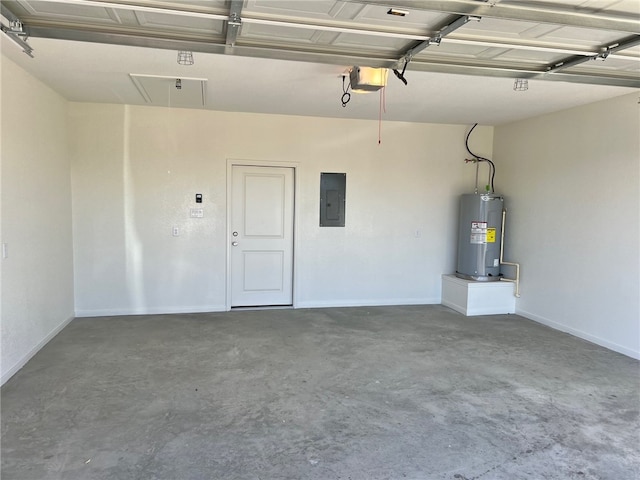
[393,60,409,85]
[341,76,351,107]
[378,86,386,144]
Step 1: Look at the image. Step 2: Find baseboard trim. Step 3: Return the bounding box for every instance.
[77,300,441,316]
[75,305,228,318]
[295,298,440,309]
[516,308,640,360]
[1,315,75,386]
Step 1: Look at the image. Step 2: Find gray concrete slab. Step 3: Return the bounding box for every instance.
[1,305,639,480]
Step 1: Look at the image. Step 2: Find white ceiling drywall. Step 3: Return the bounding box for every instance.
[2,35,635,126]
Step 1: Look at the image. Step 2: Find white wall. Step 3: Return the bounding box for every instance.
[1,56,75,384]
[69,103,494,315]
[3,52,636,383]
[494,92,640,359]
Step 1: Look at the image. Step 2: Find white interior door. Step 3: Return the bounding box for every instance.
[230,165,294,307]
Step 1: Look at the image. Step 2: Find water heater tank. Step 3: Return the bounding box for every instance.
[456,193,504,281]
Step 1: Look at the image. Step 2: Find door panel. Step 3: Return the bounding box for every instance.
[243,251,284,291]
[244,174,285,237]
[231,165,294,307]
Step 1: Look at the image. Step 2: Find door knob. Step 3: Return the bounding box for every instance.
[232,241,238,246]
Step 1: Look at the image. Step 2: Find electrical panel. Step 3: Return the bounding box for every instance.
[320,173,346,227]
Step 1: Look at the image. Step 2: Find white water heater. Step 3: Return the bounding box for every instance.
[456,193,504,281]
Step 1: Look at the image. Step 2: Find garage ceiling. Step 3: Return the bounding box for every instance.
[1,0,639,125]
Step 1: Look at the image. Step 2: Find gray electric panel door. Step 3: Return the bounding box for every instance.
[456,193,504,281]
[320,173,346,227]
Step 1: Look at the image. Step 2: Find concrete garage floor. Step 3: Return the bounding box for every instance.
[1,305,639,480]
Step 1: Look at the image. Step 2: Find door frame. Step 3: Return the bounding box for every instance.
[226,159,299,311]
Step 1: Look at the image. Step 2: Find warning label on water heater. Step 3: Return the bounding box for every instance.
[470,221,487,244]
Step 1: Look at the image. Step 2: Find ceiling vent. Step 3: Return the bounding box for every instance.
[129,74,207,108]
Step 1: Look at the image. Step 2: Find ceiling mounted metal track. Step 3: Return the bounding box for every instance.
[547,34,640,72]
[391,10,483,84]
[0,3,33,56]
[396,14,479,67]
[0,21,33,57]
[225,0,243,49]
[19,24,640,88]
[348,0,640,34]
[405,58,640,88]
[2,0,639,88]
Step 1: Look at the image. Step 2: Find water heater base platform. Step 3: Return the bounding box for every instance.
[441,274,516,316]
